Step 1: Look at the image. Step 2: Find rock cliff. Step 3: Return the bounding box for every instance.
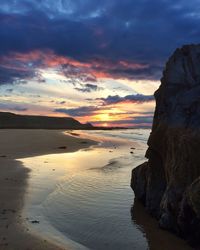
[131,44,200,247]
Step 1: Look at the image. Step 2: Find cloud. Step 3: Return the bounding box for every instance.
[90,115,153,127]
[0,49,156,85]
[12,106,28,111]
[75,83,102,93]
[54,106,97,117]
[131,115,153,125]
[98,94,154,105]
[59,101,66,104]
[0,103,28,111]
[1,0,200,84]
[92,115,153,127]
[6,88,13,92]
[0,62,36,84]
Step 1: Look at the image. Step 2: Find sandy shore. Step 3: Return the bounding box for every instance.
[0,129,96,250]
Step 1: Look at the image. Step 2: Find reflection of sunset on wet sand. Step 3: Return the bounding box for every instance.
[18,130,191,250]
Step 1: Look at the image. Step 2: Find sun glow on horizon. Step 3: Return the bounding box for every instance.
[102,123,108,127]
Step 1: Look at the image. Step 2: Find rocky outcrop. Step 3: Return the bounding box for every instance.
[131,44,200,247]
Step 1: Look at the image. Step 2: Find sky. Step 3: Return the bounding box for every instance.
[0,0,200,127]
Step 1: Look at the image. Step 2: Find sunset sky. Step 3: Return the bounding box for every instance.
[0,0,200,127]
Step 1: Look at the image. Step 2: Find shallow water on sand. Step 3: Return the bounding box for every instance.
[20,129,191,250]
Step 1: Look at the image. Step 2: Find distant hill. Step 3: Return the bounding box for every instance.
[0,112,94,129]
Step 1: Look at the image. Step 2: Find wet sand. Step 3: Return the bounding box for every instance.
[0,129,96,250]
[131,199,192,250]
[18,129,192,250]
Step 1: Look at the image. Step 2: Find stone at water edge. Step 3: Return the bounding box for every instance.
[131,44,200,247]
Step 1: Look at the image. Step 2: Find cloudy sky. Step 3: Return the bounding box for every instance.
[0,0,199,127]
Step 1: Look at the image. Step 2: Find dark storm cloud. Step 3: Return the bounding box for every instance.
[98,94,154,105]
[0,0,200,84]
[0,64,36,85]
[102,65,162,81]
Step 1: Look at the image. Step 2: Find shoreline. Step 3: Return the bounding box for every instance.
[0,129,97,250]
[0,129,192,250]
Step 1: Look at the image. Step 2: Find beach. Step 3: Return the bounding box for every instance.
[0,129,96,250]
[0,129,192,250]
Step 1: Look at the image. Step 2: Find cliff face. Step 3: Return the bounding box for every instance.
[131,44,200,247]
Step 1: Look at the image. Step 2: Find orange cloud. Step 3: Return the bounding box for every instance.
[0,49,150,82]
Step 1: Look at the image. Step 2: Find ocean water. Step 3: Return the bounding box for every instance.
[20,129,191,250]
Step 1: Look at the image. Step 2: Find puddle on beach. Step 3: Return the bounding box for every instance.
[19,130,191,250]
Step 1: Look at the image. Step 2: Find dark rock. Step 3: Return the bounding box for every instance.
[31,220,40,224]
[178,178,200,247]
[131,162,148,204]
[80,141,88,144]
[69,132,80,136]
[58,146,67,149]
[131,44,200,247]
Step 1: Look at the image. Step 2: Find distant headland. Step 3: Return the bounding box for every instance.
[0,112,126,130]
[0,112,93,129]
